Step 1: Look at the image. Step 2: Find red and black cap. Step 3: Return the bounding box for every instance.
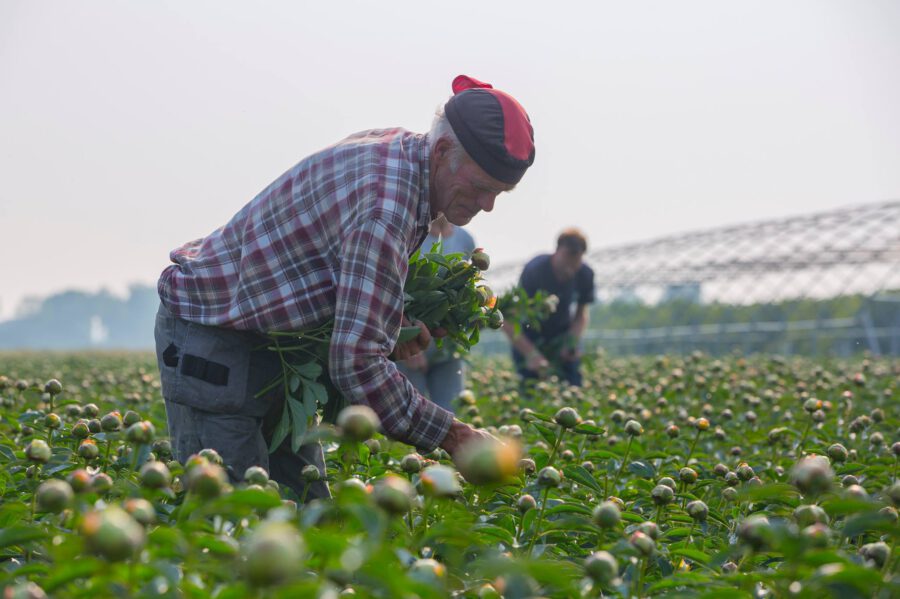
[444,75,535,185]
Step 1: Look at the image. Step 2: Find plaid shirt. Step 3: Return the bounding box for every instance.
[158,128,453,451]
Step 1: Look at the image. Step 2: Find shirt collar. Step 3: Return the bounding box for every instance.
[412,133,432,252]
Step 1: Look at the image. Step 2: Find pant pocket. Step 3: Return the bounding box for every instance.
[169,323,253,414]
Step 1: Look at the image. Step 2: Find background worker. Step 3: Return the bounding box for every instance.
[503,228,594,387]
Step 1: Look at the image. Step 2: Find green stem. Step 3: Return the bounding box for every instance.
[176,492,195,525]
[103,440,113,472]
[684,428,701,468]
[514,518,523,548]
[525,487,550,557]
[796,418,812,457]
[633,557,645,598]
[547,427,565,467]
[607,436,634,497]
[421,497,431,543]
[301,483,311,505]
[736,551,750,572]
[131,444,142,472]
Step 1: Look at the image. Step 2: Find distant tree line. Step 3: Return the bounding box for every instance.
[0,285,159,350]
[2,285,897,355]
[589,295,876,329]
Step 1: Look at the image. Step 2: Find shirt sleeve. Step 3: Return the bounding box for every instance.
[328,218,454,451]
[576,266,596,305]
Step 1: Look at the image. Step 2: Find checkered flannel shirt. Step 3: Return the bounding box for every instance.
[158,128,454,450]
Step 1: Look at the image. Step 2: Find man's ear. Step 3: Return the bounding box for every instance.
[432,136,450,165]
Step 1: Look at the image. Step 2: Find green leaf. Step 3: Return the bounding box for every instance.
[397,326,421,344]
[289,374,301,393]
[214,488,284,511]
[572,423,606,436]
[647,572,718,592]
[0,525,49,549]
[562,464,604,495]
[294,361,322,380]
[628,460,656,478]
[841,511,898,537]
[268,401,291,454]
[532,423,559,447]
[193,533,240,557]
[670,547,711,564]
[288,397,309,453]
[544,502,593,517]
[42,559,103,592]
[424,253,451,268]
[0,445,16,462]
[472,523,515,546]
[305,380,329,408]
[663,527,695,540]
[737,483,799,504]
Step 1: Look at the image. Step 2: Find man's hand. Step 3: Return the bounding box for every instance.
[439,419,499,463]
[391,318,432,361]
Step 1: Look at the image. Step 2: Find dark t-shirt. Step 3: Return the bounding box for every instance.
[513,254,595,364]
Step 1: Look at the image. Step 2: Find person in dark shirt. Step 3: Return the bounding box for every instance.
[503,229,594,386]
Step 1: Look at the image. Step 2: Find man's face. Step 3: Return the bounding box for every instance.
[552,248,584,282]
[430,139,516,226]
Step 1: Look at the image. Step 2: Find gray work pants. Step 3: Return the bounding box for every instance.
[154,303,329,502]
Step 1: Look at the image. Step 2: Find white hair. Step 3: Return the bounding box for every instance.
[428,104,467,172]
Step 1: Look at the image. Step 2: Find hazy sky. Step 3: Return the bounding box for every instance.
[2,0,899,321]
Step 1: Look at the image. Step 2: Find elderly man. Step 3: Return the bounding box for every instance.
[503,229,594,387]
[154,75,535,500]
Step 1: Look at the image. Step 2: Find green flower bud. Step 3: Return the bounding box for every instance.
[584,551,618,584]
[100,412,122,432]
[124,498,157,526]
[337,405,380,442]
[624,420,643,437]
[517,494,537,513]
[686,500,708,521]
[373,474,413,514]
[301,464,322,483]
[554,407,582,429]
[244,465,269,486]
[81,506,146,561]
[77,439,100,460]
[36,479,73,513]
[25,439,52,463]
[679,467,698,484]
[651,484,675,506]
[592,501,621,529]
[140,461,172,489]
[537,466,562,488]
[629,530,655,556]
[241,521,306,587]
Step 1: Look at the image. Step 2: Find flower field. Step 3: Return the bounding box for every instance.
[0,351,897,598]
